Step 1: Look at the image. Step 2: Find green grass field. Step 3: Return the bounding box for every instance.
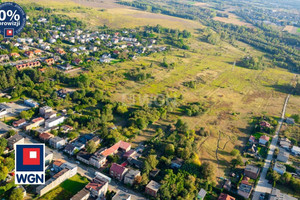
[38,174,89,200]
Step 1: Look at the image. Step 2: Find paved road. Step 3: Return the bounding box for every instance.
[19,132,147,200]
[252,94,290,200]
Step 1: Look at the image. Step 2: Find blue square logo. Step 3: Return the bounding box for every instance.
[16,144,44,172]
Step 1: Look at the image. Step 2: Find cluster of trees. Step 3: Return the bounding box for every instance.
[267,169,300,191]
[183,102,208,117]
[238,56,265,70]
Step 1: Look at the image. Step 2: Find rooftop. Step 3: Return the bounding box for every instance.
[245,164,260,174]
[110,163,127,175]
[7,134,23,143]
[218,193,235,200]
[146,180,161,192]
[53,159,66,167]
[71,188,90,200]
[112,191,131,200]
[238,182,252,194]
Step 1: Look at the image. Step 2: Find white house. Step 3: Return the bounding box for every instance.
[273,162,286,175]
[45,116,65,128]
[70,47,77,53]
[291,146,300,156]
[49,38,56,44]
[259,135,270,145]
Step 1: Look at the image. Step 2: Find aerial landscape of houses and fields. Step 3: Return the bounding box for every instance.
[0,0,299,199]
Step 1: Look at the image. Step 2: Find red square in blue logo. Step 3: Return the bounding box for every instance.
[16,144,44,172]
[23,148,40,165]
[4,28,14,38]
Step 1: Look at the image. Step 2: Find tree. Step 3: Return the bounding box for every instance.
[144,154,159,173]
[230,149,239,156]
[201,162,215,180]
[67,131,79,140]
[86,140,97,154]
[0,137,7,155]
[7,130,17,137]
[0,165,8,181]
[165,144,175,156]
[9,187,23,200]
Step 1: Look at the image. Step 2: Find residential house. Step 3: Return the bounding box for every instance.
[101,141,131,157]
[259,135,270,145]
[197,189,207,200]
[73,58,82,65]
[150,169,160,178]
[123,150,136,159]
[277,148,289,163]
[109,163,128,181]
[56,48,66,55]
[286,118,295,124]
[45,111,57,119]
[170,157,184,169]
[76,151,92,165]
[273,162,286,175]
[249,135,256,144]
[44,58,55,65]
[127,157,143,169]
[70,47,77,52]
[291,146,300,156]
[124,169,140,186]
[64,144,79,155]
[45,149,53,166]
[218,193,235,200]
[52,159,66,172]
[13,119,26,127]
[145,180,161,197]
[279,138,291,149]
[260,121,271,128]
[24,99,39,108]
[49,136,66,149]
[223,180,232,191]
[61,125,73,133]
[100,54,112,63]
[269,188,297,200]
[25,117,45,131]
[112,191,131,200]
[85,179,108,199]
[9,52,20,58]
[39,106,52,116]
[45,116,65,128]
[34,49,42,55]
[89,153,106,169]
[237,179,252,199]
[16,61,41,70]
[244,164,260,179]
[0,108,7,117]
[7,134,24,149]
[49,38,56,44]
[0,54,9,62]
[24,51,34,58]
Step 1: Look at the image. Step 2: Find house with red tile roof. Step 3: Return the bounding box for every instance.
[259,135,270,145]
[109,163,128,181]
[9,52,20,58]
[85,180,108,199]
[16,61,41,70]
[39,132,54,142]
[260,121,271,128]
[249,135,255,143]
[34,49,42,55]
[24,51,34,58]
[13,119,26,127]
[101,141,131,157]
[72,58,82,65]
[44,58,55,65]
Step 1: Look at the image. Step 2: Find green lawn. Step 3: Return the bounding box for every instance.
[253,132,264,139]
[39,174,89,200]
[297,28,300,33]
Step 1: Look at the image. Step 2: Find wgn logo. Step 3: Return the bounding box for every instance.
[15,144,45,184]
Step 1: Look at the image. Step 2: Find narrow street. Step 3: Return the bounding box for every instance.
[252,94,291,200]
